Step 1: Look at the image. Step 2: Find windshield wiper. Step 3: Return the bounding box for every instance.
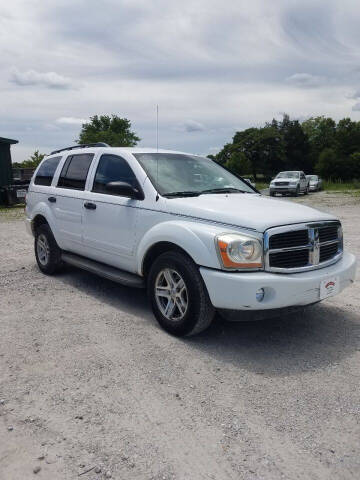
[200,187,248,195]
[164,190,201,197]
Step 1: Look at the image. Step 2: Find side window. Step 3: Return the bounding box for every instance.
[34,156,61,186]
[57,153,94,190]
[92,154,138,195]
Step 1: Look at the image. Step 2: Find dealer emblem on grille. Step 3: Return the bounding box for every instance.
[308,228,320,265]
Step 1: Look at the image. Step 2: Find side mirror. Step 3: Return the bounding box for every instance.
[105,181,144,200]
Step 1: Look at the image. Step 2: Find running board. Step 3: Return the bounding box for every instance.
[61,252,145,288]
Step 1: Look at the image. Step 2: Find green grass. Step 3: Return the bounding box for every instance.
[254,182,268,191]
[0,204,25,221]
[322,180,360,191]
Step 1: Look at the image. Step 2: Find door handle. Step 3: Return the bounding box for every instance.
[84,202,97,210]
[48,196,56,203]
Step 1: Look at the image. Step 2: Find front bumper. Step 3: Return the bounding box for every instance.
[270,187,297,193]
[25,216,33,237]
[200,252,356,311]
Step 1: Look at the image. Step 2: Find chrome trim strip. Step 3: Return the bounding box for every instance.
[264,221,343,273]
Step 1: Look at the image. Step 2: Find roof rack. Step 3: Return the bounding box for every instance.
[50,142,110,155]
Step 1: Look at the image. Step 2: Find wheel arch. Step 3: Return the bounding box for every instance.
[32,214,49,235]
[137,221,220,277]
[142,241,193,278]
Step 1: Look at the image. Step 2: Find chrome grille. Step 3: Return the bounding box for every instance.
[269,230,308,249]
[264,221,343,273]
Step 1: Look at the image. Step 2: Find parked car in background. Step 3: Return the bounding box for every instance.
[269,171,308,196]
[25,145,356,336]
[306,175,322,191]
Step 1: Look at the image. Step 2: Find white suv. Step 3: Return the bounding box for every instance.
[25,144,356,336]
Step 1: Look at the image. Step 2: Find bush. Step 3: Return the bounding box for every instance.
[315,148,360,180]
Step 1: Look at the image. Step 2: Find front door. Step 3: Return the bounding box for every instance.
[82,153,141,272]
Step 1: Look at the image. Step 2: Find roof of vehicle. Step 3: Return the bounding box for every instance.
[47,145,193,157]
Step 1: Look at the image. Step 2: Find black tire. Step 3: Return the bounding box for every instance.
[304,186,309,195]
[34,224,62,274]
[147,251,215,336]
[294,185,300,197]
[270,190,275,197]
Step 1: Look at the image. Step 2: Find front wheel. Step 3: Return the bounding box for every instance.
[148,251,214,336]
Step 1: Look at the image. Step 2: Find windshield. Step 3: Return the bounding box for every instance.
[134,153,255,196]
[307,175,318,181]
[276,171,300,179]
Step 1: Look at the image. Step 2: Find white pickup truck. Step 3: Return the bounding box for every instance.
[25,144,356,336]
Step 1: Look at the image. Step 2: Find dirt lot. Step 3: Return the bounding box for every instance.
[0,192,359,480]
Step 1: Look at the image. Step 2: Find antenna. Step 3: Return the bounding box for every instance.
[156,104,159,152]
[156,105,159,201]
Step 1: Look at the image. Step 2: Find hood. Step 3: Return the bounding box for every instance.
[272,177,298,182]
[165,193,336,232]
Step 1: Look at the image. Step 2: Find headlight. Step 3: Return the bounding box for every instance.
[338,225,343,248]
[215,233,263,269]
[289,181,297,186]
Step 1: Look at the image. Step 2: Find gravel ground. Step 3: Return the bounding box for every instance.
[0,192,359,480]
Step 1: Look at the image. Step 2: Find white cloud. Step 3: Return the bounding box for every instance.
[3,0,360,163]
[56,117,87,125]
[285,73,326,88]
[349,89,360,99]
[178,120,205,133]
[352,103,360,111]
[10,68,74,89]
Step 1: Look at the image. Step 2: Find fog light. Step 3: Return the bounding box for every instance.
[256,288,265,302]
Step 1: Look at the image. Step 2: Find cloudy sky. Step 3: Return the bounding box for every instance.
[1,0,360,162]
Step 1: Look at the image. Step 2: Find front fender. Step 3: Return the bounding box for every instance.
[136,220,237,275]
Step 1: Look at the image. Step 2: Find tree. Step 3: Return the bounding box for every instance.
[77,115,140,147]
[211,143,233,165]
[315,148,338,179]
[278,114,311,171]
[349,152,360,179]
[301,116,336,169]
[13,150,45,169]
[335,118,360,157]
[233,126,284,179]
[225,151,251,176]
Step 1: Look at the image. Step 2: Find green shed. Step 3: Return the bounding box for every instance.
[0,136,19,205]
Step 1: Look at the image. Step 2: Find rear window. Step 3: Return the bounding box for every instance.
[57,153,94,190]
[34,156,61,186]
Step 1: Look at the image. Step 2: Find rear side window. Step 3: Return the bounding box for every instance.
[34,156,61,186]
[57,153,94,190]
[92,154,138,194]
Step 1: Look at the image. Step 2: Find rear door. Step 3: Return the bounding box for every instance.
[82,153,142,272]
[53,153,94,253]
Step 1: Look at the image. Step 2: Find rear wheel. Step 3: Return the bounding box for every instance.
[148,251,214,336]
[35,224,62,274]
